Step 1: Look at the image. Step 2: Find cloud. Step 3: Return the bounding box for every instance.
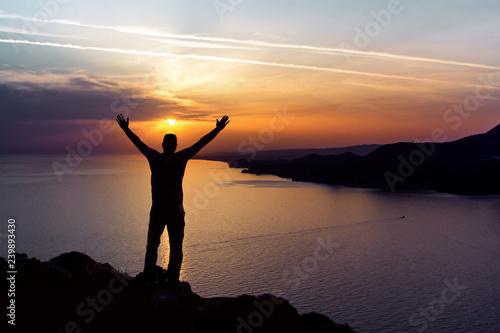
[170,111,212,121]
[1,10,498,71]
[0,69,122,93]
[0,80,203,123]
[0,79,221,153]
[3,38,499,92]
[67,77,119,90]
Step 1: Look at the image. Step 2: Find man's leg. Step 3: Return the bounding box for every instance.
[144,203,167,277]
[166,205,185,283]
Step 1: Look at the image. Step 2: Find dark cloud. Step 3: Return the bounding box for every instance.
[67,77,119,90]
[170,111,212,121]
[0,81,219,153]
[0,83,196,122]
[0,84,121,121]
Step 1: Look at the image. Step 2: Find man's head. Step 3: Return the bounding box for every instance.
[162,133,177,154]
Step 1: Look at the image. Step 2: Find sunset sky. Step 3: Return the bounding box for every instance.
[1,0,499,154]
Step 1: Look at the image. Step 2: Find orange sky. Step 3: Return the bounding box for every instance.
[0,1,499,154]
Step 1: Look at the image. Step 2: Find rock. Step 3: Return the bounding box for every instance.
[0,252,355,333]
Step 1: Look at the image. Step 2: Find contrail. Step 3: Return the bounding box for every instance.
[123,27,500,71]
[0,25,85,39]
[3,38,494,90]
[1,11,499,71]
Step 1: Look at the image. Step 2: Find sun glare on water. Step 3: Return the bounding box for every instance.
[167,119,176,125]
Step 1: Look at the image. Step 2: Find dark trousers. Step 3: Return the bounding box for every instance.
[144,202,185,282]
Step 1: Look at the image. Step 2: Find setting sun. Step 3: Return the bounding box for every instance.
[167,119,176,125]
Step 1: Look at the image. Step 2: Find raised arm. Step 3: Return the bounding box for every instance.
[116,114,157,158]
[184,115,230,158]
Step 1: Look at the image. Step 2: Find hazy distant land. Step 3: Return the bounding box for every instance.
[202,125,500,195]
[195,144,381,162]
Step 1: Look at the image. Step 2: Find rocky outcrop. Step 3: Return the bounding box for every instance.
[1,252,355,333]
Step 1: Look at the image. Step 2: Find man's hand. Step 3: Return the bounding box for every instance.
[216,115,230,130]
[116,114,129,130]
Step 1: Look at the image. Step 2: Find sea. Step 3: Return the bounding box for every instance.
[1,154,499,333]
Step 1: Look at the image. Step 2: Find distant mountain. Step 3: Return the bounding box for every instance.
[195,144,381,162]
[240,152,361,179]
[235,125,500,195]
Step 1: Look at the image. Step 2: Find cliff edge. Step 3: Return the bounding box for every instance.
[1,252,355,333]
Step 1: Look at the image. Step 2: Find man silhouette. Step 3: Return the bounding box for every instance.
[116,114,230,287]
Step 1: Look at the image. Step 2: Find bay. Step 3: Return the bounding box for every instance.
[1,154,499,332]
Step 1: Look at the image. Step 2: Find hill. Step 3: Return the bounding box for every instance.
[195,144,381,162]
[236,125,500,195]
